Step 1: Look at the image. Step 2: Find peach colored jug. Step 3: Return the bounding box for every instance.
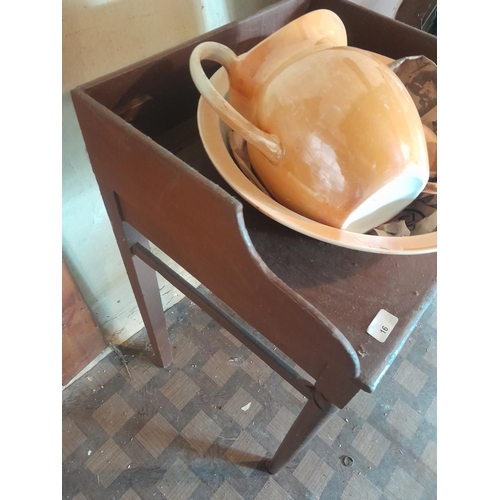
[190,10,429,234]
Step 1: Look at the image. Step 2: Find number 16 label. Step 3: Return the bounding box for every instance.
[367,309,399,343]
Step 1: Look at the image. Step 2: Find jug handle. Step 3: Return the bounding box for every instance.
[190,42,283,165]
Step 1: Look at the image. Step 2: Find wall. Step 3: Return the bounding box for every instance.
[62,0,278,346]
[348,0,402,19]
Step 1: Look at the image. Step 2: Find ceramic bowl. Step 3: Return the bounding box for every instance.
[190,10,430,234]
[197,67,437,255]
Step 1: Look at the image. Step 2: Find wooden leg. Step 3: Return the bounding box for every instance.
[99,187,172,368]
[268,388,338,474]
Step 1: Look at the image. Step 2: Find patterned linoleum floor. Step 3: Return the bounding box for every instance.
[62,291,437,500]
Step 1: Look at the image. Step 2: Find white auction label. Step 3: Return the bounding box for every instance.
[367,309,399,342]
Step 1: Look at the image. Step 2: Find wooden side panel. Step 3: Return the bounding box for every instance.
[62,259,106,385]
[71,89,360,383]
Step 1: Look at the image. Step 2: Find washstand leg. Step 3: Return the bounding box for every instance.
[268,388,338,474]
[99,187,172,368]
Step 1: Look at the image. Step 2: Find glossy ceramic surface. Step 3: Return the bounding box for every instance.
[197,68,437,255]
[190,10,430,234]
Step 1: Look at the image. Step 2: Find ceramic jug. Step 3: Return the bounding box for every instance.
[190,10,429,233]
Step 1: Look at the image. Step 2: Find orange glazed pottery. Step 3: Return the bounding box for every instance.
[190,10,429,234]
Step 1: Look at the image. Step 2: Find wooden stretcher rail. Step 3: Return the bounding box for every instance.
[131,241,315,400]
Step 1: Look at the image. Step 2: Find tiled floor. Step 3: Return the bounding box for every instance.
[62,290,437,500]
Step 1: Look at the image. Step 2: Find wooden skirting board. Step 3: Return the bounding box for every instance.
[62,259,106,385]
